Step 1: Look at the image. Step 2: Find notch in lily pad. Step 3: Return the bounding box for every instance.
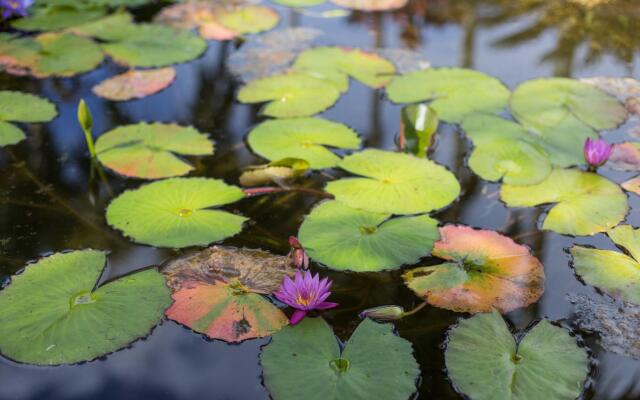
[261,317,420,400]
[298,200,439,272]
[163,246,297,342]
[403,225,544,313]
[445,311,589,400]
[0,91,57,147]
[95,122,214,179]
[106,178,247,248]
[0,250,171,365]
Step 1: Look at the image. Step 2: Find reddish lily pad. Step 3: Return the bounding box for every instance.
[330,0,408,11]
[92,68,176,101]
[403,225,545,313]
[622,176,640,195]
[606,142,640,171]
[163,246,296,342]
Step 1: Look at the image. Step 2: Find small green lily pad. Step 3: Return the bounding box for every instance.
[298,200,439,272]
[0,250,171,365]
[445,311,589,400]
[326,149,460,214]
[237,72,342,118]
[386,68,510,123]
[246,118,360,169]
[403,225,544,313]
[261,317,420,400]
[501,168,627,236]
[570,225,640,304]
[292,46,396,91]
[0,91,57,147]
[216,5,280,34]
[95,123,214,179]
[106,178,247,248]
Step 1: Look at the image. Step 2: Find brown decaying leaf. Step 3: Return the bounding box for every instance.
[155,2,240,40]
[92,68,177,101]
[331,0,408,11]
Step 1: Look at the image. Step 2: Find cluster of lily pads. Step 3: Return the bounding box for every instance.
[1,1,640,400]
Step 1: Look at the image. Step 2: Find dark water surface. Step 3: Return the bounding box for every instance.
[1,1,640,399]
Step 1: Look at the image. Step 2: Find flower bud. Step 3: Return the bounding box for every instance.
[584,137,612,169]
[77,99,93,133]
[359,305,405,321]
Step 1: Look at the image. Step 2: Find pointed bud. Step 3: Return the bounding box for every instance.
[77,99,93,133]
[359,305,405,321]
[584,137,612,169]
[288,236,309,269]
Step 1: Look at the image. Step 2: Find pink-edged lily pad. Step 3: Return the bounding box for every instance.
[92,68,176,101]
[403,225,545,313]
[607,142,640,171]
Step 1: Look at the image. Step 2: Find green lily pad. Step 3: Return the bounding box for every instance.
[570,225,640,304]
[0,91,57,147]
[0,250,171,365]
[216,5,280,34]
[163,246,296,342]
[510,78,627,136]
[272,0,326,7]
[500,168,627,236]
[326,149,460,214]
[237,72,341,118]
[12,4,106,31]
[386,68,510,123]
[106,178,247,248]
[95,123,214,179]
[298,200,439,272]
[73,14,206,68]
[403,225,544,313]
[0,32,104,78]
[246,118,360,169]
[292,46,396,91]
[261,317,420,400]
[445,311,589,400]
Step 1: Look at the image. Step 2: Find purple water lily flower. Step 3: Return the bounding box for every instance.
[274,270,338,325]
[0,0,33,20]
[584,137,612,170]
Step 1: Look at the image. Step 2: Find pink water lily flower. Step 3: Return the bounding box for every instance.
[274,270,338,325]
[584,137,613,170]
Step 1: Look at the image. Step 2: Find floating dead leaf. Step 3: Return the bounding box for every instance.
[92,68,176,101]
[163,246,296,342]
[403,225,545,313]
[239,158,310,186]
[376,48,430,74]
[622,176,640,195]
[330,0,408,11]
[606,142,640,171]
[568,293,640,360]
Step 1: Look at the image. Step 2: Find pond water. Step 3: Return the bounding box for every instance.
[1,1,640,399]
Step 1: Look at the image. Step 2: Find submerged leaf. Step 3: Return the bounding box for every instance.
[92,68,176,101]
[570,225,640,304]
[261,317,420,400]
[326,149,460,214]
[106,178,247,248]
[163,246,296,342]
[386,68,510,123]
[330,0,408,11]
[95,123,214,179]
[500,168,627,236]
[237,72,341,118]
[0,250,171,365]
[298,200,439,272]
[445,311,589,400]
[246,118,360,169]
[403,225,544,313]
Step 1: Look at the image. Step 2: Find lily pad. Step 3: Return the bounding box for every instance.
[95,123,213,179]
[510,78,627,136]
[0,250,171,365]
[106,178,247,248]
[163,246,295,342]
[330,0,408,11]
[246,118,360,169]
[500,168,627,236]
[12,4,106,32]
[0,32,104,78]
[92,68,176,101]
[216,5,280,34]
[298,200,439,272]
[326,149,460,214]
[292,46,396,91]
[73,14,207,68]
[569,225,640,304]
[622,176,640,195]
[237,72,341,118]
[0,91,57,147]
[386,68,510,123]
[403,225,544,313]
[606,142,640,171]
[445,311,589,400]
[261,317,420,400]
